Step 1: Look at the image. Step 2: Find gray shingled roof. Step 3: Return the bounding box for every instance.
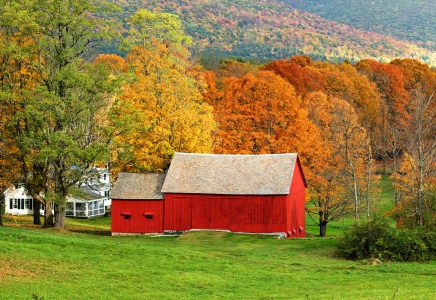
[71,187,104,200]
[161,153,299,195]
[111,173,166,200]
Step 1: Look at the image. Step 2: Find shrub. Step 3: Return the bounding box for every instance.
[337,217,436,262]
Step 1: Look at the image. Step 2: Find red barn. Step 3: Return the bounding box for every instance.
[111,153,307,238]
[111,173,166,234]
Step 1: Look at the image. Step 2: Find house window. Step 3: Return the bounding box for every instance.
[103,174,107,181]
[25,199,30,209]
[13,199,18,209]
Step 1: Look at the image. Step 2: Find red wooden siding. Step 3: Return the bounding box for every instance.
[164,195,192,230]
[286,160,306,237]
[111,199,164,233]
[164,194,288,233]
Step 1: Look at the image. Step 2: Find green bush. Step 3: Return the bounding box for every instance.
[337,217,436,262]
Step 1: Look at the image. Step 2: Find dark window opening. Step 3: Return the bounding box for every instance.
[121,212,131,220]
[143,212,154,220]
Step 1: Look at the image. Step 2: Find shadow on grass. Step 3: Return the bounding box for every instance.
[67,228,111,236]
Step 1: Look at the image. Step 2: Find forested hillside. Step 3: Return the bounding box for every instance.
[285,0,435,51]
[113,0,435,65]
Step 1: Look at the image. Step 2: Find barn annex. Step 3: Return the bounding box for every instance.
[111,153,307,238]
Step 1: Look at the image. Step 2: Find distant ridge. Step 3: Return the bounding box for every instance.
[115,0,435,65]
[285,0,435,52]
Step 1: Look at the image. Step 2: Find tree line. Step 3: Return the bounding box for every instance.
[0,2,434,235]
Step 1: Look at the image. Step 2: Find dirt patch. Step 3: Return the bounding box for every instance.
[0,261,34,279]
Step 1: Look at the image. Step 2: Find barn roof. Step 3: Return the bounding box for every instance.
[162,153,301,195]
[111,173,166,200]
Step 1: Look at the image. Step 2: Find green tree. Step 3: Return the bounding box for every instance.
[0,0,115,229]
[124,8,192,53]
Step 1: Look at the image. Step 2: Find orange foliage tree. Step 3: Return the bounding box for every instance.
[206,70,327,204]
[304,92,377,235]
[357,59,410,178]
[263,56,326,96]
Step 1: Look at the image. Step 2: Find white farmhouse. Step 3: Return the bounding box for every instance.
[4,168,112,218]
[4,185,41,216]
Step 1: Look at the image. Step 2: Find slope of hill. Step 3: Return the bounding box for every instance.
[115,0,435,65]
[285,0,435,51]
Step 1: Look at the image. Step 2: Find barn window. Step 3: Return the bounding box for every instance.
[121,212,131,220]
[143,212,154,220]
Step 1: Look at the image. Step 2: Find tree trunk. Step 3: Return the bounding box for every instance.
[352,170,359,222]
[54,204,66,229]
[366,145,372,218]
[33,199,41,225]
[0,194,4,226]
[319,222,328,237]
[43,201,54,227]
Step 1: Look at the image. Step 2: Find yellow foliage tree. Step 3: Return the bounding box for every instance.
[111,45,215,173]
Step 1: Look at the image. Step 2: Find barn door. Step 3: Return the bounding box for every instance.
[167,196,192,230]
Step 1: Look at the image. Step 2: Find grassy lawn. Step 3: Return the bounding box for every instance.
[0,176,435,299]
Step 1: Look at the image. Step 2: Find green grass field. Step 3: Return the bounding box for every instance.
[1,176,435,299]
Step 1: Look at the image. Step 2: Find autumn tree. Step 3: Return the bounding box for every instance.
[392,88,435,227]
[263,56,326,97]
[0,28,49,225]
[111,9,215,173]
[304,92,376,235]
[207,70,326,195]
[0,0,115,229]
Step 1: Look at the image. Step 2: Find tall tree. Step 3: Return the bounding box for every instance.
[0,0,115,229]
[0,28,48,225]
[357,59,410,176]
[304,92,376,235]
[206,70,326,192]
[392,88,435,227]
[111,9,215,173]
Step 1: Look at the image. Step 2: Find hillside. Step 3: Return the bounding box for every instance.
[285,0,435,51]
[115,0,435,65]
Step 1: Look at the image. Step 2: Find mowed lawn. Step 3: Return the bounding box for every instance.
[0,176,435,299]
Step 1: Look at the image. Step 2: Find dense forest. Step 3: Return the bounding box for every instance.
[112,0,435,65]
[286,0,435,51]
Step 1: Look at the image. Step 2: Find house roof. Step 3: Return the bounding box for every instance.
[67,187,104,201]
[111,173,166,200]
[161,152,300,195]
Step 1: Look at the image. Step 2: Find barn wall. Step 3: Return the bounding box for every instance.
[111,199,164,233]
[164,194,288,233]
[286,160,306,238]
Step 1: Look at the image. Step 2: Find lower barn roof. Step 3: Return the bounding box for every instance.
[161,153,299,195]
[111,173,166,200]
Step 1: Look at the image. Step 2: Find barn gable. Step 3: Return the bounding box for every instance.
[111,173,166,200]
[161,153,299,195]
